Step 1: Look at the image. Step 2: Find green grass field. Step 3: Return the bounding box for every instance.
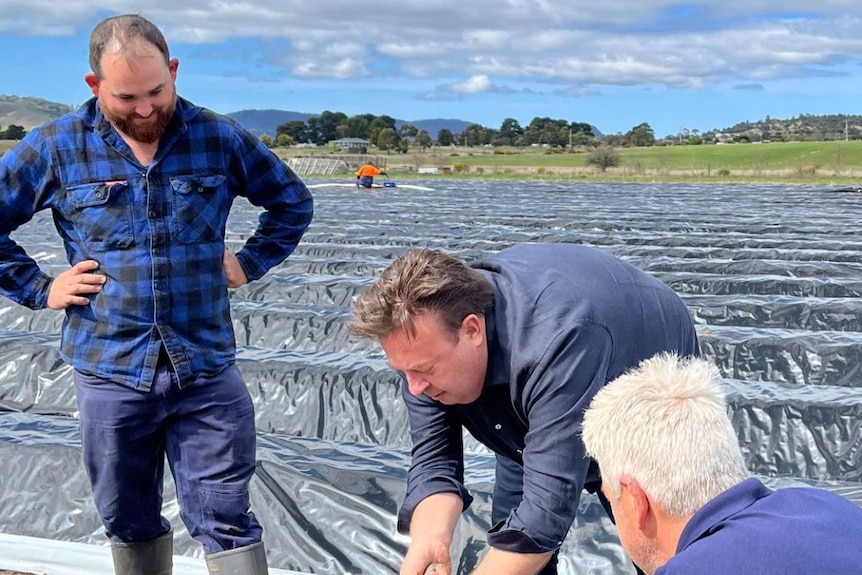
[4,139,862,184]
[436,141,862,172]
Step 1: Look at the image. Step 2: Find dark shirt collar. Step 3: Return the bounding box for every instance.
[482,277,511,388]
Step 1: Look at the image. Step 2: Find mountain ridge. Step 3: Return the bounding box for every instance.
[0,94,473,140]
[3,94,858,143]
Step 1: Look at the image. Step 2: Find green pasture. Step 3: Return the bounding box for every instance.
[445,141,862,172]
[5,139,862,183]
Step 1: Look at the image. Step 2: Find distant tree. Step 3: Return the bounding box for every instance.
[376,127,398,151]
[569,122,594,137]
[601,133,625,147]
[0,124,26,140]
[275,133,294,147]
[305,116,323,144]
[317,110,348,143]
[372,115,398,131]
[415,129,433,151]
[624,122,655,147]
[346,114,376,139]
[463,124,489,147]
[499,117,523,145]
[437,128,455,146]
[570,130,595,146]
[276,120,308,143]
[586,145,620,171]
[259,134,273,148]
[399,123,418,141]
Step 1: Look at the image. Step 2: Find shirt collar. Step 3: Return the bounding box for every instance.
[676,477,771,554]
[481,276,510,388]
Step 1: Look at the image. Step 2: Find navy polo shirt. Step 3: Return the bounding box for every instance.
[659,478,862,574]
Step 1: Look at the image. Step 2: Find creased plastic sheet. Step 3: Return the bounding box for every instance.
[1,181,861,574]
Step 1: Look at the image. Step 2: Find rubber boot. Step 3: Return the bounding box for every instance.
[110,530,173,575]
[205,541,269,575]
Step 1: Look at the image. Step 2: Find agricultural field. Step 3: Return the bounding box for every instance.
[275,140,862,184]
[5,139,862,184]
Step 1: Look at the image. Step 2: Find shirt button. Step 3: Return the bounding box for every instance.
[153,247,160,254]
[154,281,162,290]
[494,424,502,430]
[149,210,156,218]
[517,449,523,454]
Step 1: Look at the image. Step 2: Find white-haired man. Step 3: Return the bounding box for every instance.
[582,353,862,575]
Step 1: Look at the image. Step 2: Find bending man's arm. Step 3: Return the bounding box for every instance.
[475,324,615,575]
[401,493,462,575]
[471,548,553,575]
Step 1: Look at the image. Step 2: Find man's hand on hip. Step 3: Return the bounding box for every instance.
[223,251,248,288]
[47,260,105,310]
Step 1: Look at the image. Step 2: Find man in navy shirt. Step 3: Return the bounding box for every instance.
[582,353,862,574]
[0,14,312,575]
[349,244,699,575]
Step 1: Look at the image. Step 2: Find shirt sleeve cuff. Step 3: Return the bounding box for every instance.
[234,250,266,282]
[486,521,561,554]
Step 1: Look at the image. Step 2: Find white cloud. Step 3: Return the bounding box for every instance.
[3,0,862,91]
[451,75,494,94]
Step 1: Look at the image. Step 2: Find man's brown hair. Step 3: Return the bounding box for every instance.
[349,248,494,340]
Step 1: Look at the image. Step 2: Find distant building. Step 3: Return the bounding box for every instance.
[330,137,371,152]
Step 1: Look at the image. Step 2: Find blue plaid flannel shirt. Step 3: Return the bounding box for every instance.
[0,97,313,390]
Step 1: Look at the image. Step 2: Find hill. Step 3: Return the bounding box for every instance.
[0,95,76,130]
[702,113,862,143]
[226,109,314,138]
[402,118,472,140]
[0,95,473,140]
[0,93,853,145]
[225,109,472,140]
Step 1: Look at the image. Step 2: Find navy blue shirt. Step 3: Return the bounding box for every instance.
[398,244,699,553]
[0,97,313,390]
[659,478,862,574]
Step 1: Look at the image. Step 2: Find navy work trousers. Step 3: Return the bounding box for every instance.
[74,352,262,554]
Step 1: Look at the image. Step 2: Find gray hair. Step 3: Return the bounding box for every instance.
[89,14,170,78]
[582,353,749,517]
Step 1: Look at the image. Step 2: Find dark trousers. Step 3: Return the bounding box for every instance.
[74,353,262,554]
[493,456,646,575]
[358,175,374,188]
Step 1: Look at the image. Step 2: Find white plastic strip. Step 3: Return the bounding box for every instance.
[0,532,307,575]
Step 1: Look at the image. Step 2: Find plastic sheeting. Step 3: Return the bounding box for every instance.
[1,181,861,574]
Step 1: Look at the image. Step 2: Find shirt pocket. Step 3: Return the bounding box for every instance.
[62,182,135,251]
[169,174,229,244]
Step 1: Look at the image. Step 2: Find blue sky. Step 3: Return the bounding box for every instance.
[2,1,862,137]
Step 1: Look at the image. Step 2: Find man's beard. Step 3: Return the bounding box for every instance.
[102,98,176,144]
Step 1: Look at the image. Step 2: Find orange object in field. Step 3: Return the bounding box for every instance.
[356,164,384,177]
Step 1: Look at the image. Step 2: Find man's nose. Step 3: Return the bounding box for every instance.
[135,101,153,117]
[406,373,429,397]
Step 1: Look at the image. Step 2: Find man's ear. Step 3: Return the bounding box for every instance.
[620,475,652,530]
[461,313,485,347]
[84,73,100,97]
[169,58,179,80]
